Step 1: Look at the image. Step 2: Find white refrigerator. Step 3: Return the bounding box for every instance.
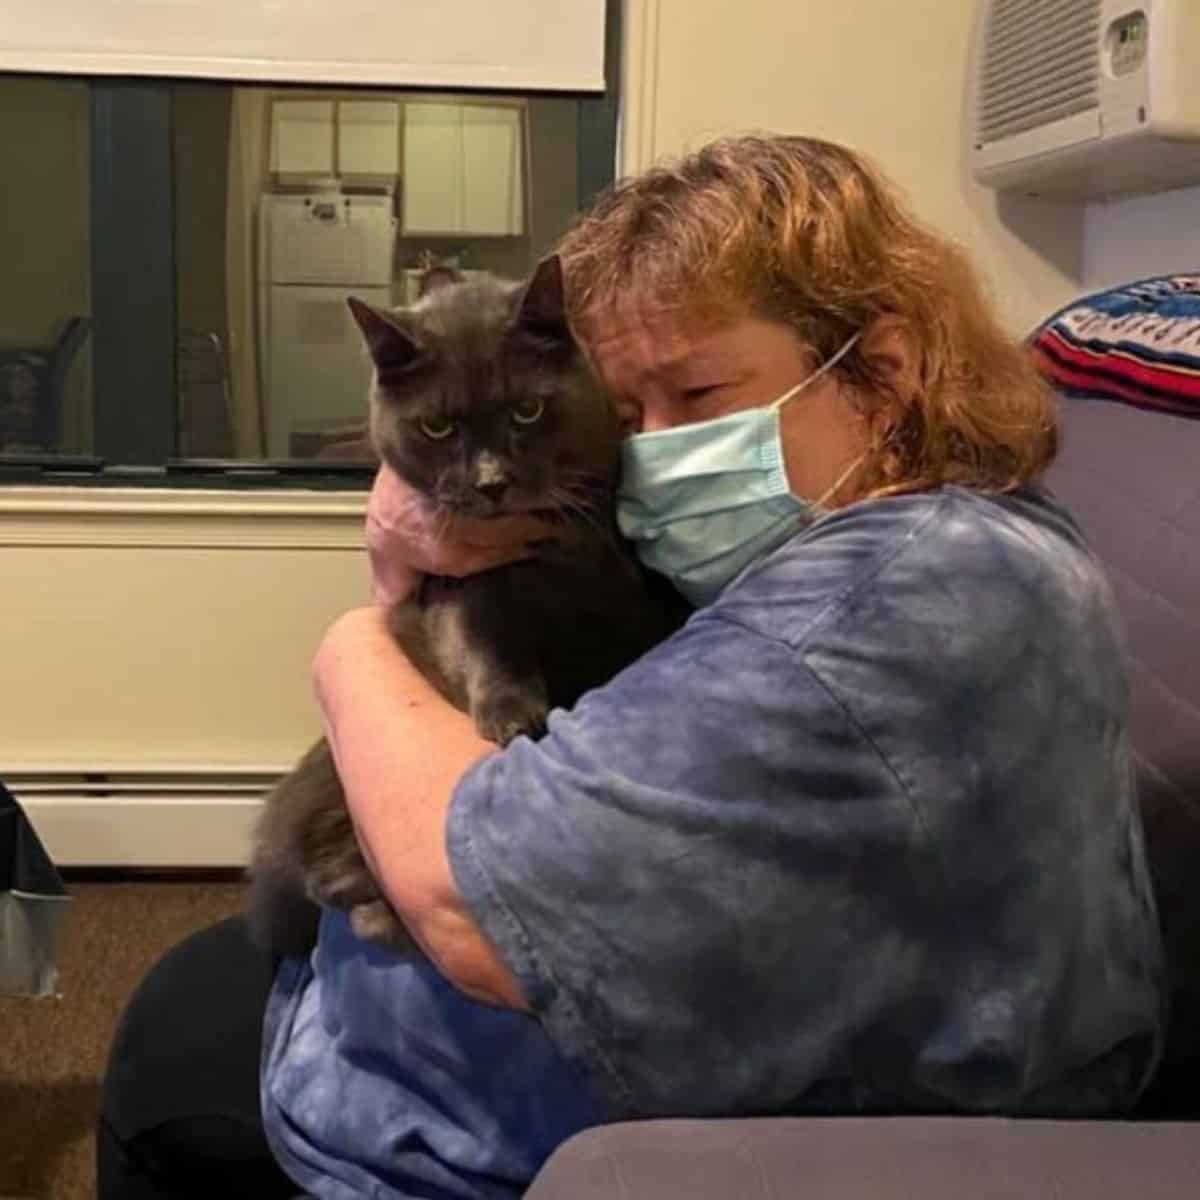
[258,191,397,458]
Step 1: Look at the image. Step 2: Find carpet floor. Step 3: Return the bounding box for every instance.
[1,876,247,1200]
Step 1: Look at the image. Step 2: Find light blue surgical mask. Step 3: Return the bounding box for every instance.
[616,334,861,606]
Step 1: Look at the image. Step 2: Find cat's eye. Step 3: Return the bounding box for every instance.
[419,416,456,440]
[511,397,545,426]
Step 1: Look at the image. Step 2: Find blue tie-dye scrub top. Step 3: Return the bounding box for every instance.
[261,485,1165,1200]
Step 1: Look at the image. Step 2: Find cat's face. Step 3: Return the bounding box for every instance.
[349,258,619,519]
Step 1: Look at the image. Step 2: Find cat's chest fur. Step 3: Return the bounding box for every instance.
[436,533,663,692]
[397,522,670,744]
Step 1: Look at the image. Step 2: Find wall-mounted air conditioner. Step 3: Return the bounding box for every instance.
[971,0,1200,200]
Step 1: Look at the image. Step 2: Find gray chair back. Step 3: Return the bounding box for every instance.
[1045,393,1200,1115]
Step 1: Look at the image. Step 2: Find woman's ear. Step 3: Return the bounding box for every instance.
[857,314,921,405]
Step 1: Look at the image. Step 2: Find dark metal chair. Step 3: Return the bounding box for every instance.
[0,316,92,453]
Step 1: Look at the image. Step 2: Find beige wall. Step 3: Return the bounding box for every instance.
[1084,185,1200,291]
[621,0,1088,335]
[0,489,368,776]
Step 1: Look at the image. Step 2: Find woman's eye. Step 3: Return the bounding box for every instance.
[682,385,719,401]
[419,416,455,440]
[511,397,545,426]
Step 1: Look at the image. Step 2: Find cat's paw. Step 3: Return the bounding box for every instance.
[472,689,549,746]
[350,899,417,954]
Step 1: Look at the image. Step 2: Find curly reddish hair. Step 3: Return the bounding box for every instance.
[558,135,1056,497]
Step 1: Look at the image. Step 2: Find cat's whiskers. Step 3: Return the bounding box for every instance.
[549,468,608,501]
[545,484,609,540]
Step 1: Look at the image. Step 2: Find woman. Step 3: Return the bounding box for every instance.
[99,136,1164,1200]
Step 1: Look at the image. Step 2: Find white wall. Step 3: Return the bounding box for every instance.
[621,0,1088,335]
[1084,185,1200,290]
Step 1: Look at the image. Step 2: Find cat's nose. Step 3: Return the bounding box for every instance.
[470,451,513,504]
[472,452,512,503]
[474,479,510,502]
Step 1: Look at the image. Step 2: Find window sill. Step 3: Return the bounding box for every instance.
[0,484,366,549]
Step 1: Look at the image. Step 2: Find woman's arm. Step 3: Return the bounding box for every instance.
[313,605,528,1010]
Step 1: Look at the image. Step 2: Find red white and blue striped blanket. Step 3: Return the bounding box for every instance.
[1031,274,1200,418]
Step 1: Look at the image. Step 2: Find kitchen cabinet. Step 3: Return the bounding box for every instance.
[269,98,401,178]
[338,100,401,176]
[270,99,335,176]
[402,102,525,237]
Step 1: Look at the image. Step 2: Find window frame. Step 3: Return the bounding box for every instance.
[0,0,621,491]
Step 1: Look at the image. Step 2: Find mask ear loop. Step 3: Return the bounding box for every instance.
[813,450,868,509]
[769,332,862,412]
[815,334,868,507]
[776,332,867,507]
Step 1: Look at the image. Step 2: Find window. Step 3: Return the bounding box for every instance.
[0,5,618,487]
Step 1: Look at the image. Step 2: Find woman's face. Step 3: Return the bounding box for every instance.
[585,313,814,434]
[584,309,871,505]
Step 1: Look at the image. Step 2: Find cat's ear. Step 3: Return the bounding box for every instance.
[347,297,422,372]
[513,255,571,344]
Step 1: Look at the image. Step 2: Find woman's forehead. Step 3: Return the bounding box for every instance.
[583,308,803,383]
[586,318,695,377]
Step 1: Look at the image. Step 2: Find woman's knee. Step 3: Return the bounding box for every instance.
[98,1110,298,1200]
[102,915,276,1141]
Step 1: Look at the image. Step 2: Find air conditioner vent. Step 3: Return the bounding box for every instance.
[976,0,1102,145]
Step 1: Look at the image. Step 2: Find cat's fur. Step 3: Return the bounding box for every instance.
[246,257,680,958]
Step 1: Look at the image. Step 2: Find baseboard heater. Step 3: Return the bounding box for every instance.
[6,768,284,868]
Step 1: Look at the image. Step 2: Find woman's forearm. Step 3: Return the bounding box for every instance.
[313,606,527,1008]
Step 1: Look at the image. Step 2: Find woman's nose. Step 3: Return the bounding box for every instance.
[636,404,680,434]
[615,388,680,436]
[616,402,642,436]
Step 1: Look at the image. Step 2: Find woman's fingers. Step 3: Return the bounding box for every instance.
[365,465,558,599]
[409,513,557,577]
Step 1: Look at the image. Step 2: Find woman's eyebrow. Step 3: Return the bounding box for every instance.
[658,346,743,375]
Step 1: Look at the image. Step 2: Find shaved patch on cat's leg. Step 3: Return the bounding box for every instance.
[307,850,379,909]
[350,898,418,954]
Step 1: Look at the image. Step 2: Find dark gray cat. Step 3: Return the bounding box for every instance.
[247,256,680,958]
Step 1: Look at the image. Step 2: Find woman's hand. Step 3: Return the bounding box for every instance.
[367,465,557,605]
